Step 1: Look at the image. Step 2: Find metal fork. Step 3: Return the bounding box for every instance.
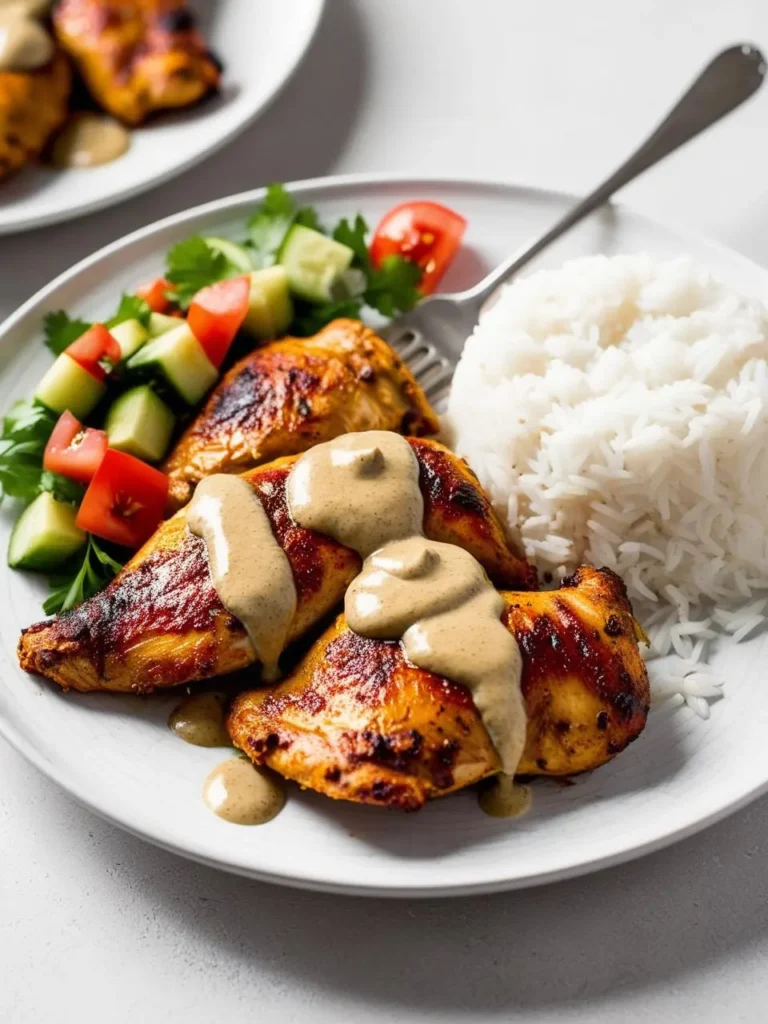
[382,44,766,410]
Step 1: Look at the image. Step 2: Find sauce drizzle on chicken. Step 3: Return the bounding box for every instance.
[286,431,527,778]
[187,474,297,681]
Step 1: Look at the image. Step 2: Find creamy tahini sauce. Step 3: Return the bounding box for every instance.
[187,475,297,681]
[49,113,131,169]
[285,431,424,557]
[287,431,527,779]
[478,775,532,819]
[0,1,53,72]
[168,692,230,748]
[203,757,285,825]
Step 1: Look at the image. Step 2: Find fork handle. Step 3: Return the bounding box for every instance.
[464,44,766,307]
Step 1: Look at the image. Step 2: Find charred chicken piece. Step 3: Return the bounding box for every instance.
[228,566,649,810]
[18,439,536,693]
[163,320,440,512]
[0,53,71,183]
[52,0,221,125]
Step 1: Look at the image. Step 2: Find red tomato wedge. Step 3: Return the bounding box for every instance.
[137,277,173,314]
[188,275,251,368]
[43,411,108,485]
[370,201,467,294]
[76,449,169,549]
[66,324,121,383]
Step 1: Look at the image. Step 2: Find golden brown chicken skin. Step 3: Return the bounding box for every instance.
[18,439,536,694]
[228,566,649,810]
[53,0,220,125]
[0,53,71,183]
[163,320,440,512]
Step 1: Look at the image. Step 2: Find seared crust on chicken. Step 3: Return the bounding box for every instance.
[18,439,536,693]
[228,566,649,810]
[53,0,220,125]
[163,320,440,512]
[0,54,71,183]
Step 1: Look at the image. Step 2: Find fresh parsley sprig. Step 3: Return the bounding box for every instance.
[107,294,152,330]
[44,535,124,616]
[43,312,92,357]
[0,401,85,507]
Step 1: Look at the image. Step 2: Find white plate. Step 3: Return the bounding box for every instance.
[0,0,324,235]
[2,175,768,897]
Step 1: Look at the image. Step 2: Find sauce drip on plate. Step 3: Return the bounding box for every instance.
[203,757,285,826]
[478,775,532,819]
[48,113,131,169]
[168,692,230,748]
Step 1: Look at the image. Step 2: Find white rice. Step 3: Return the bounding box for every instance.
[446,254,768,714]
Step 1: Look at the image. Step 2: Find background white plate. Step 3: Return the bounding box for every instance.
[0,0,324,235]
[2,175,768,897]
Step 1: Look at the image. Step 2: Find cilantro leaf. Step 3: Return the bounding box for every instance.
[294,206,323,232]
[332,215,422,316]
[332,215,370,269]
[107,293,152,330]
[365,255,422,317]
[42,311,91,357]
[40,470,85,507]
[0,401,57,505]
[246,183,296,266]
[44,535,124,616]
[292,298,364,337]
[165,236,228,308]
[246,183,324,267]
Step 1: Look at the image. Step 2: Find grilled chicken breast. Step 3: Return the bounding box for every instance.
[19,439,536,693]
[53,0,220,125]
[228,566,649,810]
[163,320,440,512]
[0,53,71,183]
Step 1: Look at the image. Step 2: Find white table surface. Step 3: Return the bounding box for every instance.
[3,1,768,1021]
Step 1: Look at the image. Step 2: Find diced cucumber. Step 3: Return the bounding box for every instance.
[8,492,86,572]
[110,318,149,360]
[242,266,294,340]
[277,224,354,302]
[148,312,180,338]
[35,353,105,420]
[127,322,218,405]
[203,237,253,274]
[105,386,175,463]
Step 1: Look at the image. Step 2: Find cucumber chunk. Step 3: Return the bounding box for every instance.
[127,322,218,405]
[243,266,294,340]
[278,225,354,302]
[35,353,105,420]
[105,386,175,463]
[203,237,253,274]
[148,312,180,338]
[8,492,86,572]
[110,318,149,360]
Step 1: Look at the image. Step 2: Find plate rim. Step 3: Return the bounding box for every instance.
[3,171,768,897]
[0,0,326,236]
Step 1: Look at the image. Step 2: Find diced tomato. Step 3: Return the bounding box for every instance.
[370,201,467,294]
[43,411,108,485]
[66,324,121,383]
[188,275,251,368]
[76,449,169,549]
[137,277,173,314]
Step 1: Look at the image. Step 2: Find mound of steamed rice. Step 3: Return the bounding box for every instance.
[446,254,768,715]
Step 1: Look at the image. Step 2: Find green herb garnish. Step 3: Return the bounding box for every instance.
[332,215,422,316]
[107,293,152,330]
[44,534,124,616]
[42,311,91,357]
[164,236,229,308]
